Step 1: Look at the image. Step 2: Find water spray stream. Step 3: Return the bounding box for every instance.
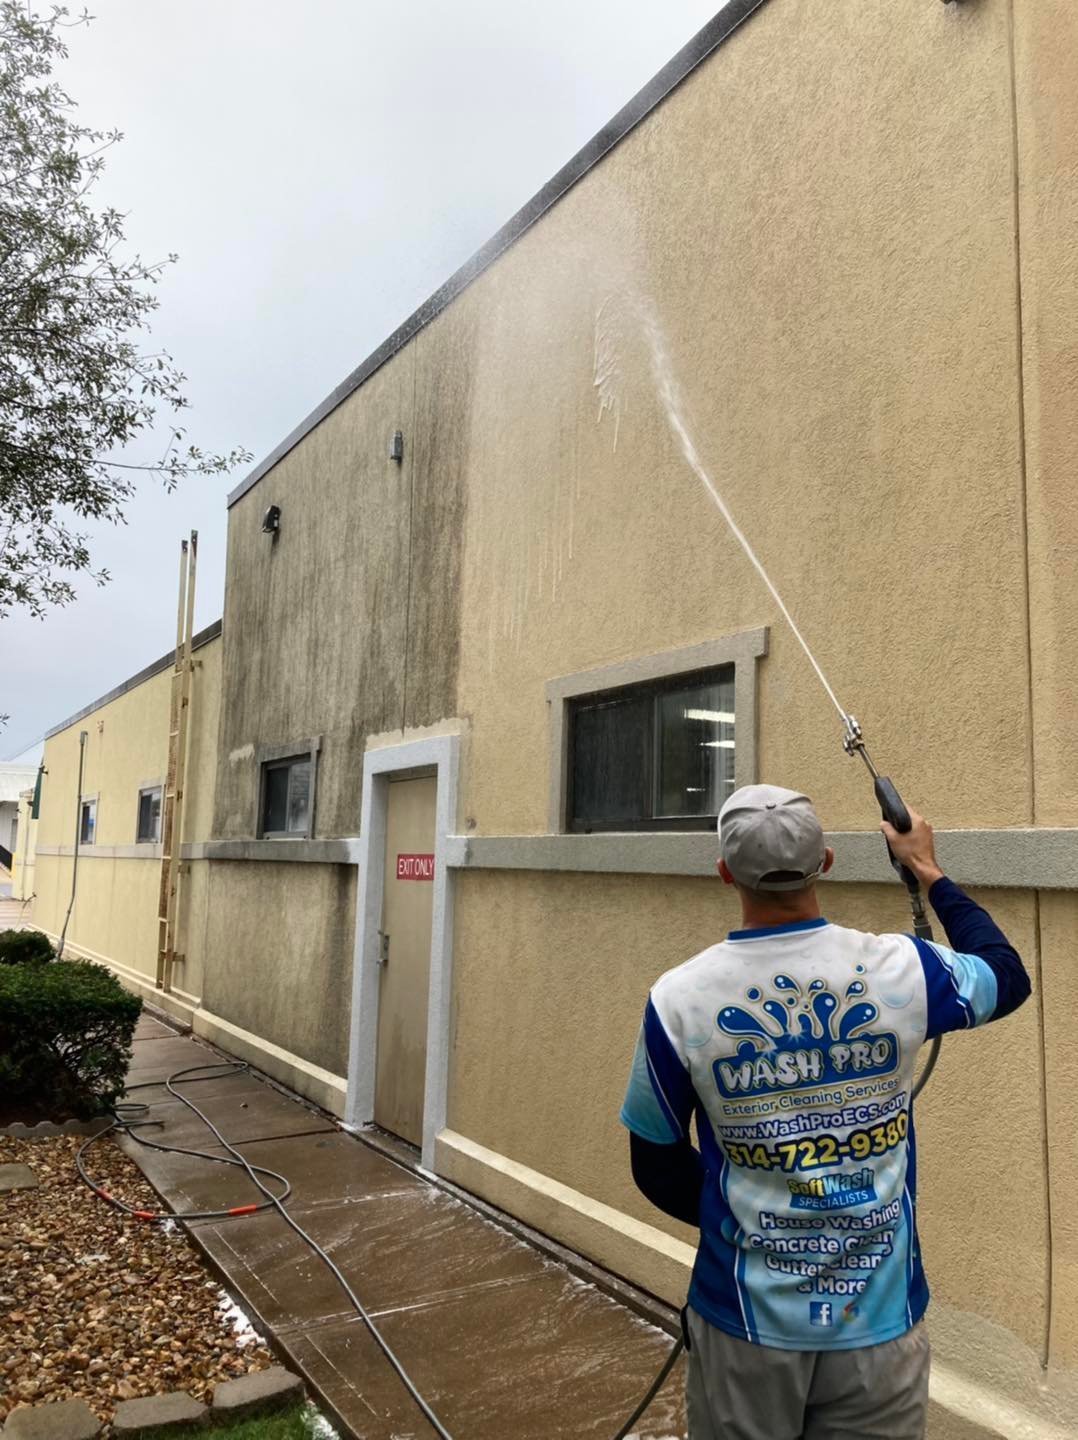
[636,298,851,728]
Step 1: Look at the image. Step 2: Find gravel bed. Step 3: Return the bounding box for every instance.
[0,1132,274,1426]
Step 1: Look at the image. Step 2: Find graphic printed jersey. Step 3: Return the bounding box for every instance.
[621,878,1027,1351]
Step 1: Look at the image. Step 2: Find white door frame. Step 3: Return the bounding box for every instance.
[345,733,460,1170]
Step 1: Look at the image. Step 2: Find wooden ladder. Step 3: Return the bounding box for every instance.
[156,532,198,993]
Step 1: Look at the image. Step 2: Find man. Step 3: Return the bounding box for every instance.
[621,785,1029,1440]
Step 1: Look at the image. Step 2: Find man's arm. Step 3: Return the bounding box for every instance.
[629,1132,702,1227]
[883,809,1031,1033]
[924,876,1030,1021]
[621,996,703,1223]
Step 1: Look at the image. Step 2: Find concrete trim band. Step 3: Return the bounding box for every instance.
[35,843,164,861]
[450,828,1078,891]
[178,824,1078,889]
[182,838,362,864]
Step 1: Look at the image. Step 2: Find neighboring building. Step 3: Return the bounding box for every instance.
[25,4,1078,1437]
[0,764,37,871]
[10,784,37,905]
[32,623,221,1018]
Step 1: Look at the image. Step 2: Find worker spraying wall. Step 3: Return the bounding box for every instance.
[56,0,1066,1433]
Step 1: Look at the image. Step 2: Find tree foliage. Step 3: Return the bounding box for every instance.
[0,3,249,619]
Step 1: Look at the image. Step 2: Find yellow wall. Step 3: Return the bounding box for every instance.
[11,790,36,903]
[33,634,221,1009]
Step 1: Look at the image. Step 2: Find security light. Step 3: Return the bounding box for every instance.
[389,430,404,463]
[262,505,281,535]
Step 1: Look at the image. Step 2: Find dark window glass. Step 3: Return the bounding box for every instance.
[137,788,162,843]
[656,676,736,818]
[79,799,96,845]
[571,694,650,825]
[262,764,291,834]
[286,760,311,834]
[567,665,734,831]
[261,755,313,836]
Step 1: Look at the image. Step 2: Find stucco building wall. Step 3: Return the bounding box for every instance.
[25,1,1078,1432]
[205,1,1076,1427]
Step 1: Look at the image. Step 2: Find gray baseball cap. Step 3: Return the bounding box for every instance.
[718,784,826,892]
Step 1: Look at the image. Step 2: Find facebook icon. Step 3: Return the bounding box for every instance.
[809,1302,833,1328]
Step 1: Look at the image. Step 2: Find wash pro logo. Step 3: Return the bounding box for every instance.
[713,971,898,1100]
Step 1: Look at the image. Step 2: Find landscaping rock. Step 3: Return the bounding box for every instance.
[0,1117,112,1140]
[0,1134,273,1419]
[3,1398,101,1438]
[111,1391,207,1434]
[0,1164,38,1194]
[211,1365,304,1420]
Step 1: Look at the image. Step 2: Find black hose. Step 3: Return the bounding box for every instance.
[81,1060,681,1440]
[611,1332,684,1440]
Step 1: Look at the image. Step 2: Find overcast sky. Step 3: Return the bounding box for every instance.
[1,1,726,760]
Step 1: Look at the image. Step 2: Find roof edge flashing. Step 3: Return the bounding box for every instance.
[43,618,223,742]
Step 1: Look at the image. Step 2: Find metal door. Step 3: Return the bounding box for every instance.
[373,775,436,1145]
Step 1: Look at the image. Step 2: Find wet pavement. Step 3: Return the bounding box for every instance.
[119,1015,687,1439]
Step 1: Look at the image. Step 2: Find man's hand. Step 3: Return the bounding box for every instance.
[881,808,945,890]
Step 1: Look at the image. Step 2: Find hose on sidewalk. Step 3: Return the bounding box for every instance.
[81,1052,938,1439]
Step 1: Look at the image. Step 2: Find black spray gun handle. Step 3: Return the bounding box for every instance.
[873,776,921,895]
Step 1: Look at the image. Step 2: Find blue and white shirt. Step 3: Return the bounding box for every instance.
[621,878,1029,1351]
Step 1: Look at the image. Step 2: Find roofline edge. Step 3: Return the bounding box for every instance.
[43,619,223,742]
[227,0,774,510]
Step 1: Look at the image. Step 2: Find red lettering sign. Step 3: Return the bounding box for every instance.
[396,853,435,881]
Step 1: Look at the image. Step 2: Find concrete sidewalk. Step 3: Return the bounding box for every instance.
[119,1015,687,1439]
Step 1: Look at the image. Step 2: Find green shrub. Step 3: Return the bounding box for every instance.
[0,928,55,965]
[0,960,141,1118]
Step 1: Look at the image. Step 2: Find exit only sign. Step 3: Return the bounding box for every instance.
[397,853,435,881]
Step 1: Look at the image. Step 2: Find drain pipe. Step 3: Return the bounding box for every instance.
[57,730,87,960]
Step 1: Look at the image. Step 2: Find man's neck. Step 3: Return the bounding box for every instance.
[736,887,823,932]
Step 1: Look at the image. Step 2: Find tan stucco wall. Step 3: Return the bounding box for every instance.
[32,635,221,1004]
[1039,892,1078,1367]
[199,860,357,1078]
[119,0,1075,1426]
[430,0,1072,1420]
[449,874,1050,1345]
[446,0,1033,839]
[214,307,473,844]
[1013,0,1078,826]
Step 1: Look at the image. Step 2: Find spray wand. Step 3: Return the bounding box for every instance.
[841,715,933,942]
[840,714,942,1097]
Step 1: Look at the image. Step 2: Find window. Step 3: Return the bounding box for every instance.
[259,754,313,837]
[137,786,162,844]
[567,667,735,832]
[79,798,97,845]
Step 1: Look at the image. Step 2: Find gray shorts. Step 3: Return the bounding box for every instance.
[684,1307,930,1440]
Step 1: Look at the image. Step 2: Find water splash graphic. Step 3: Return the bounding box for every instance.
[720,976,878,1051]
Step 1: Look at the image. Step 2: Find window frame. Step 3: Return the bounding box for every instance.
[79,795,98,846]
[135,783,163,845]
[565,665,736,833]
[256,737,321,840]
[545,629,768,835]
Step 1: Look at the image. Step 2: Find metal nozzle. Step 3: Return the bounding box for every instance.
[841,714,863,756]
[841,714,881,780]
